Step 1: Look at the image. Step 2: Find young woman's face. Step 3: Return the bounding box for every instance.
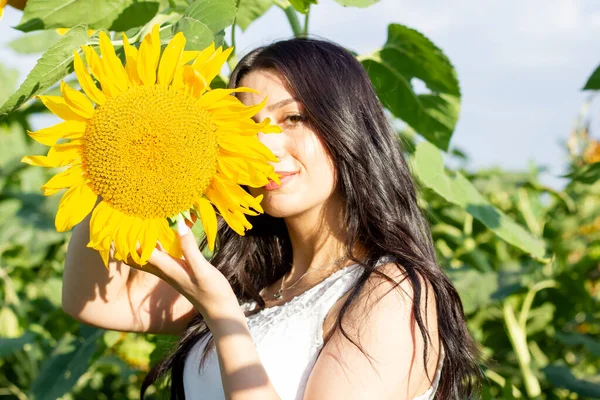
[237,70,337,218]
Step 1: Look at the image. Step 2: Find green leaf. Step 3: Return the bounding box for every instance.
[236,0,274,31]
[542,365,600,398]
[447,268,498,314]
[583,63,600,90]
[29,328,104,400]
[174,0,237,50]
[415,141,546,259]
[335,0,379,7]
[17,0,162,32]
[0,332,36,357]
[563,162,600,184]
[0,64,19,105]
[0,25,88,119]
[174,18,216,50]
[8,30,61,54]
[288,0,316,14]
[447,267,523,314]
[362,24,460,150]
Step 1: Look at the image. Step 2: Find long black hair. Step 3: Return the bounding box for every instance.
[141,37,481,399]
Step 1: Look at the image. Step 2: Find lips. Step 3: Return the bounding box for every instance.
[264,172,298,190]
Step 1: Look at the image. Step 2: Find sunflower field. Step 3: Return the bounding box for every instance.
[0,1,599,399]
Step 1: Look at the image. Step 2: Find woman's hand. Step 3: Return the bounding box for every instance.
[127,217,240,323]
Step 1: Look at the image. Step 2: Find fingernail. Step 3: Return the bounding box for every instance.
[177,218,189,236]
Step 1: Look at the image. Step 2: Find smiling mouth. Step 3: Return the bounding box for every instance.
[263,172,298,190]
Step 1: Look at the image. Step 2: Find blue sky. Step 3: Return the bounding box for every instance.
[1,0,599,188]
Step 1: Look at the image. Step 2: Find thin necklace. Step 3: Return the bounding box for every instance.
[273,256,346,300]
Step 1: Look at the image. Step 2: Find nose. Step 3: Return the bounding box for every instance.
[258,131,285,162]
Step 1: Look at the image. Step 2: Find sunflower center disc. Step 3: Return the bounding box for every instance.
[83,85,219,219]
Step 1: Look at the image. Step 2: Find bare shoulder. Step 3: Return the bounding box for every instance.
[313,261,441,399]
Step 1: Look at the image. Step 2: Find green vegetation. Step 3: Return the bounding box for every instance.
[0,0,599,398]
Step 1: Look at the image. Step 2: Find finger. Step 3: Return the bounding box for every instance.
[177,218,206,267]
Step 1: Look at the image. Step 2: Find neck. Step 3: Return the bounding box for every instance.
[283,195,362,280]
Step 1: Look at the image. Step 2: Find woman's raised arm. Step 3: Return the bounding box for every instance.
[61,209,196,334]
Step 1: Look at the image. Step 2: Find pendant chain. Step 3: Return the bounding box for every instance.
[273,256,346,299]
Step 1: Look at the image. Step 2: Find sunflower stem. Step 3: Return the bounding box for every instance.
[227,0,242,72]
[303,7,310,35]
[275,1,303,37]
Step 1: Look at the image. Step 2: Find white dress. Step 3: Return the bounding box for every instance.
[183,258,444,400]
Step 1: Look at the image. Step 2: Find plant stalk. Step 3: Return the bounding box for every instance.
[503,301,541,397]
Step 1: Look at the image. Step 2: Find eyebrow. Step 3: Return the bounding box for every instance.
[267,98,297,112]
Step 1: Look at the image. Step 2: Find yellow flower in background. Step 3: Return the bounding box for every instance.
[0,0,7,20]
[22,25,281,267]
[583,139,600,164]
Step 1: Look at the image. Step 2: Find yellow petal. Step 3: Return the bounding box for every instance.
[114,218,133,261]
[139,219,159,264]
[137,24,161,86]
[122,33,142,86]
[55,182,97,232]
[218,135,278,162]
[89,202,122,247]
[191,43,216,69]
[217,117,282,136]
[180,50,200,66]
[41,164,84,195]
[196,197,218,251]
[196,87,256,109]
[83,46,120,97]
[182,65,208,97]
[127,218,146,265]
[200,46,233,85]
[55,28,69,35]
[27,120,86,146]
[60,81,94,119]
[205,187,248,235]
[21,142,82,168]
[158,32,186,86]
[209,96,268,122]
[37,95,88,122]
[99,31,129,92]
[157,220,182,259]
[73,50,106,105]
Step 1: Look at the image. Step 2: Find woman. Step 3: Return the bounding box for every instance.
[62,38,481,399]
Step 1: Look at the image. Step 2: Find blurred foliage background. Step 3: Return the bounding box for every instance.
[0,0,599,399]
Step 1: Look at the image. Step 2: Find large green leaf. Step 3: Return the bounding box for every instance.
[8,30,61,54]
[17,0,162,32]
[0,25,88,119]
[0,332,36,357]
[237,0,273,31]
[362,24,460,151]
[174,0,237,50]
[335,0,379,7]
[415,141,546,259]
[29,328,104,400]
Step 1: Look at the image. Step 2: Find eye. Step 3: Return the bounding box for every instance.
[284,114,306,126]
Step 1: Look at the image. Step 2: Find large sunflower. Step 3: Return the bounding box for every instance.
[22,25,281,267]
